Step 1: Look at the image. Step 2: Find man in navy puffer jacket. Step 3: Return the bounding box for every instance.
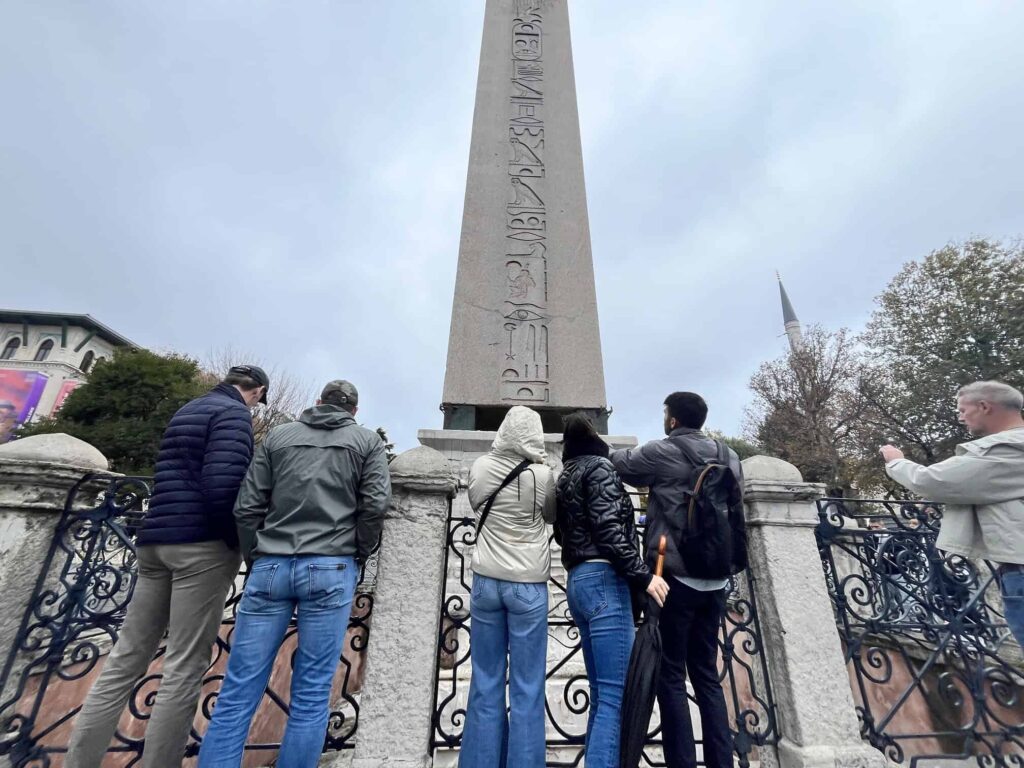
[67,365,268,768]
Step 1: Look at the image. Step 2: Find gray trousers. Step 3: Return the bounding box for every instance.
[66,540,241,768]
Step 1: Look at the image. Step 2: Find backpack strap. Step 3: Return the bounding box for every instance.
[669,435,705,469]
[476,459,534,533]
[674,437,729,529]
[715,440,729,465]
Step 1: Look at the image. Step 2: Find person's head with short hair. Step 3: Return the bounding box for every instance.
[224,365,269,409]
[956,380,1024,437]
[663,392,708,435]
[318,380,359,415]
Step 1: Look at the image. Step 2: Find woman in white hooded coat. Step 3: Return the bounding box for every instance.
[459,406,555,768]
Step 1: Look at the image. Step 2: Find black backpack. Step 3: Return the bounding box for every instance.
[672,438,746,579]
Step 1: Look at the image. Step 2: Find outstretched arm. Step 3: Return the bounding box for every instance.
[886,446,1024,504]
[610,442,659,487]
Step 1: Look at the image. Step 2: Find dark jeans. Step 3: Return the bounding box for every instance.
[657,583,733,768]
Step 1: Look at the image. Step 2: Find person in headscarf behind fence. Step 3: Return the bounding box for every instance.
[459,406,555,768]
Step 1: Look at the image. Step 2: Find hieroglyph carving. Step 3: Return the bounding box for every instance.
[501,1,550,404]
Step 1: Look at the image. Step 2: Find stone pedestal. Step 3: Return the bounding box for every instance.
[741,456,887,768]
[419,428,636,480]
[0,435,112,708]
[346,446,457,768]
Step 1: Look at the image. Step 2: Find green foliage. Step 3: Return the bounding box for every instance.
[744,237,1024,495]
[745,326,869,493]
[859,238,1024,463]
[20,348,208,474]
[375,427,397,462]
[706,430,765,461]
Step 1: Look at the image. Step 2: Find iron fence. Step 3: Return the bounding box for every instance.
[431,493,779,767]
[0,473,374,767]
[815,497,1024,766]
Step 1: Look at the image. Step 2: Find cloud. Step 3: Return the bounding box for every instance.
[1,1,1021,451]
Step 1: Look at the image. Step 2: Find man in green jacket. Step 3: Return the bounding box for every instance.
[880,380,1024,647]
[197,380,391,768]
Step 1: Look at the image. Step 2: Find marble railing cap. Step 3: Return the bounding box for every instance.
[0,433,109,471]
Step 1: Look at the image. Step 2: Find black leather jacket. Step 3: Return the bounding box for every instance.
[555,455,652,589]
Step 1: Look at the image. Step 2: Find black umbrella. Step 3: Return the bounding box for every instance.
[620,535,667,768]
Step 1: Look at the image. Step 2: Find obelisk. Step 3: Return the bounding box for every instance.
[440,0,608,434]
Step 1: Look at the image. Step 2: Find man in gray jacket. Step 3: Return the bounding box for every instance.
[197,380,390,768]
[881,380,1024,647]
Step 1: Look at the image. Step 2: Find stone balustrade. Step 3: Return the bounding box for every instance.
[0,436,898,768]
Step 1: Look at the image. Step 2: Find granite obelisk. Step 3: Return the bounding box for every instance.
[441,0,608,433]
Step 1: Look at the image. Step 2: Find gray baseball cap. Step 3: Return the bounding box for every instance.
[321,380,358,407]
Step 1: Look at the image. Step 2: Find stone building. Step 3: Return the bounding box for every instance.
[0,309,136,439]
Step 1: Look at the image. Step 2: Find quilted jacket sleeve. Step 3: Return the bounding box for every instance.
[583,459,653,589]
[201,405,254,547]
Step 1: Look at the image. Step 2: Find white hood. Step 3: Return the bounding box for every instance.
[491,406,547,463]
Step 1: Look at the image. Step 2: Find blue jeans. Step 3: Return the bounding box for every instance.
[197,555,358,768]
[566,562,634,768]
[459,574,548,768]
[1002,570,1024,647]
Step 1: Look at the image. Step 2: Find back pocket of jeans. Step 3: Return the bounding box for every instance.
[512,582,543,606]
[573,571,608,619]
[309,563,350,609]
[246,562,278,597]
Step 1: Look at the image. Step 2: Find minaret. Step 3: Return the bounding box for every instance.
[778,273,803,350]
[440,0,608,433]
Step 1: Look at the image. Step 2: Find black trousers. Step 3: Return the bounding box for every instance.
[656,582,734,768]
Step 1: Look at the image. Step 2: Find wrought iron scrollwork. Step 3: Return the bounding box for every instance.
[815,497,1024,767]
[0,473,374,767]
[431,494,779,767]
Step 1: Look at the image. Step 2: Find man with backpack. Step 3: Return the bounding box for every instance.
[611,392,747,768]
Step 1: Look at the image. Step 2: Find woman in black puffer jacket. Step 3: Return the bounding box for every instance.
[555,414,670,768]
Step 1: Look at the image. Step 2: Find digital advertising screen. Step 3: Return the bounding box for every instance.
[0,370,49,443]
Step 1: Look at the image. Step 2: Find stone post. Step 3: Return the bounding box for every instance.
[0,435,112,707]
[742,456,887,768]
[346,446,457,768]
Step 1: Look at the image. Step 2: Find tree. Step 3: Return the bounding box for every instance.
[859,239,1024,464]
[376,427,397,463]
[745,326,871,494]
[20,349,207,474]
[204,348,396,457]
[705,430,764,461]
[202,347,315,444]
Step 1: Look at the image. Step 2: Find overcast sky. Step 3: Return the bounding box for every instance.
[2,1,1021,451]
